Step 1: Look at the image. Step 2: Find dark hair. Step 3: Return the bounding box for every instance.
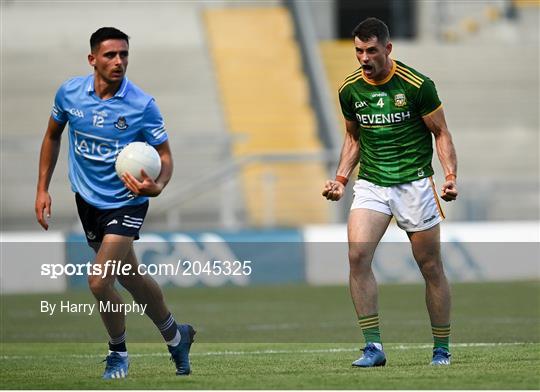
[90,27,129,52]
[352,17,390,44]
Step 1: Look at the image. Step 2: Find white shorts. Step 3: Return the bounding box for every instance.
[350,177,445,232]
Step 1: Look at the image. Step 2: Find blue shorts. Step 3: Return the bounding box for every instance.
[75,193,149,250]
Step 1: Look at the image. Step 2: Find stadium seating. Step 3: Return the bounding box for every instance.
[1,1,537,229]
[319,36,538,221]
[1,2,236,230]
[204,7,331,226]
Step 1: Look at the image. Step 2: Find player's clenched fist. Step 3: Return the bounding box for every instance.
[441,180,458,202]
[322,180,344,201]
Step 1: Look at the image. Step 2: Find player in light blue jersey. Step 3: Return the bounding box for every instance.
[52,73,168,208]
[35,27,195,379]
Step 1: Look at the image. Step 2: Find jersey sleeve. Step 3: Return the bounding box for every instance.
[338,87,357,121]
[51,85,68,124]
[417,78,442,117]
[141,99,168,145]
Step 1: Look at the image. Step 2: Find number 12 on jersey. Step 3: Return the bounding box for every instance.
[93,115,104,128]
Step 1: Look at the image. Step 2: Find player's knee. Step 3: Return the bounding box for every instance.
[88,275,113,297]
[348,246,371,262]
[348,248,372,273]
[419,259,444,281]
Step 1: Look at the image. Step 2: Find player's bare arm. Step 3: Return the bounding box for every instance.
[35,117,66,230]
[322,119,360,201]
[423,107,458,202]
[122,140,173,197]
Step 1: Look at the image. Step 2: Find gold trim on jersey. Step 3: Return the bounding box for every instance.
[396,64,424,84]
[338,68,362,92]
[422,103,443,118]
[361,59,397,86]
[343,68,362,83]
[339,71,363,93]
[395,69,422,88]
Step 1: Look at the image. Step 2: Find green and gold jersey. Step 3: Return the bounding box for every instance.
[338,59,442,186]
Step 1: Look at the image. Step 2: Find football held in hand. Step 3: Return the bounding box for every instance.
[115,142,161,181]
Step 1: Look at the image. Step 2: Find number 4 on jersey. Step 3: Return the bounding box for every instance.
[376,98,384,108]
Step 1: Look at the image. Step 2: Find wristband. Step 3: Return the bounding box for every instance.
[445,173,456,181]
[335,175,348,186]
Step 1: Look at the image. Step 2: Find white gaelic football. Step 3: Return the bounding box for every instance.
[115,142,161,181]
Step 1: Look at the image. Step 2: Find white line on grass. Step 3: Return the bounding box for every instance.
[0,342,530,361]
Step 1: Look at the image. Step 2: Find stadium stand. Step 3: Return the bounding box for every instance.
[204,7,331,227]
[1,1,537,230]
[1,2,237,230]
[320,35,538,220]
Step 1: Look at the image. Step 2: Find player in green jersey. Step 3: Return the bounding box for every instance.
[322,18,458,367]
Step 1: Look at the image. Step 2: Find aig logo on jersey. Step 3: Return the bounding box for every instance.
[74,130,119,163]
[394,93,407,108]
[114,116,129,131]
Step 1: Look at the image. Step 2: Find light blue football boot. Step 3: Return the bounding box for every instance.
[352,343,387,367]
[431,347,451,365]
[102,352,129,379]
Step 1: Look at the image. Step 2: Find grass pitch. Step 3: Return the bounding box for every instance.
[1,342,538,389]
[1,281,539,389]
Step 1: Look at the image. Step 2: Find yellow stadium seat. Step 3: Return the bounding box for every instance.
[204,7,331,226]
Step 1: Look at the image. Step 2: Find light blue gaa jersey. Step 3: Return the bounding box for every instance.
[51,75,168,209]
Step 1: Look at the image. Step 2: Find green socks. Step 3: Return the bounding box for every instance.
[432,324,451,351]
[359,314,382,344]
[359,315,450,350]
